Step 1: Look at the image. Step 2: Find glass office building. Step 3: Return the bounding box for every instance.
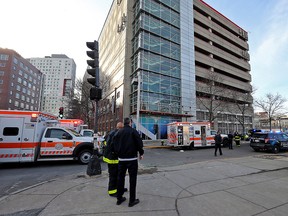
[98,0,252,139]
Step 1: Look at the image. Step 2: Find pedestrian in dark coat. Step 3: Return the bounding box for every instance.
[214,130,223,156]
[112,117,144,207]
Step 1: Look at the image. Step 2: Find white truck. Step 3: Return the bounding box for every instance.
[0,110,96,164]
[167,122,215,149]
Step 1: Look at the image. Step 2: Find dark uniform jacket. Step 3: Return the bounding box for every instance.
[112,125,144,160]
[214,134,222,145]
[103,129,119,164]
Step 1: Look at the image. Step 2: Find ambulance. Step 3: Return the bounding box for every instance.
[58,118,94,137]
[0,110,96,164]
[167,122,215,149]
[58,119,87,132]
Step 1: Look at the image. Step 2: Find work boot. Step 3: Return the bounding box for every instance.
[128,199,140,207]
[116,197,126,205]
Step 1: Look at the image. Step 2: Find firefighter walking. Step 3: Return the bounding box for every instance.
[103,122,125,197]
[234,132,241,147]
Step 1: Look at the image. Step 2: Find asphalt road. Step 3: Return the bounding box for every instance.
[0,141,266,198]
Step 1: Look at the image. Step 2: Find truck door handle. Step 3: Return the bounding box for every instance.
[48,141,53,143]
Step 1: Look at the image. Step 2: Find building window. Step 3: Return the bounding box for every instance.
[0,63,6,67]
[0,71,4,76]
[13,57,18,64]
[0,54,9,60]
[0,80,3,84]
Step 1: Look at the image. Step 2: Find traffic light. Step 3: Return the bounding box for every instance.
[86,40,102,101]
[59,107,64,119]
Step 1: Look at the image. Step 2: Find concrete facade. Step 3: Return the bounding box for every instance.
[28,55,76,116]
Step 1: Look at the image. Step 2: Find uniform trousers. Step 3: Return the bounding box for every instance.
[214,143,222,155]
[117,159,138,203]
[108,163,118,195]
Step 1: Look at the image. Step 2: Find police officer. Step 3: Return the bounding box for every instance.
[103,122,126,197]
[228,131,234,149]
[214,130,223,156]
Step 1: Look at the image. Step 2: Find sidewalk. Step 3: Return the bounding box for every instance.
[1,154,288,216]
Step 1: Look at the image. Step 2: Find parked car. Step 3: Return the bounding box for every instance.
[250,132,288,153]
[210,130,229,147]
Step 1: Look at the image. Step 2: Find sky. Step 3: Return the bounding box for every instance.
[1,0,288,101]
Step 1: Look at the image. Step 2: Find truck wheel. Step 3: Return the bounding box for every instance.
[272,145,279,154]
[78,149,93,164]
[222,138,229,147]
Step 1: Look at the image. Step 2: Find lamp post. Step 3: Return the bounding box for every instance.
[136,71,141,133]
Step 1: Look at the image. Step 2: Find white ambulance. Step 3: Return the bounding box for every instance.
[58,119,86,132]
[167,122,215,149]
[58,119,94,137]
[0,110,96,164]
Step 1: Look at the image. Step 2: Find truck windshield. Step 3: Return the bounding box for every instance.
[67,129,81,137]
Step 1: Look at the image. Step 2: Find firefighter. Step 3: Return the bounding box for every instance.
[234,131,241,147]
[103,122,127,197]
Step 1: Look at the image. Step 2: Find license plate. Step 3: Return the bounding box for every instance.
[254,140,259,143]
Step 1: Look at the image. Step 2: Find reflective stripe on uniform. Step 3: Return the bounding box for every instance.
[103,156,118,164]
[108,189,117,195]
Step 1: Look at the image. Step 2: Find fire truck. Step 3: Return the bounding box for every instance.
[167,122,215,149]
[0,110,96,164]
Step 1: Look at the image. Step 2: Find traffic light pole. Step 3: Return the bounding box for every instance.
[94,99,98,134]
[86,40,102,134]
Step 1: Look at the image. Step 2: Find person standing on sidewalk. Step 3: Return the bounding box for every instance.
[103,122,126,197]
[234,131,241,147]
[228,131,234,149]
[112,117,144,207]
[214,130,223,156]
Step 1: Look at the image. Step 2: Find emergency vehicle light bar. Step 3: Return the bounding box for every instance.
[31,113,38,122]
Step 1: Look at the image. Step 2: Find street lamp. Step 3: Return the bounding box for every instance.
[136,71,141,132]
[131,71,141,133]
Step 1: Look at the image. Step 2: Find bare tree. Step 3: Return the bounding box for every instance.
[254,93,287,130]
[227,86,256,134]
[196,71,226,128]
[65,78,95,128]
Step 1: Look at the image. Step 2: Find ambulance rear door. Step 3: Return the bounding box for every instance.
[0,117,24,162]
[200,125,207,146]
